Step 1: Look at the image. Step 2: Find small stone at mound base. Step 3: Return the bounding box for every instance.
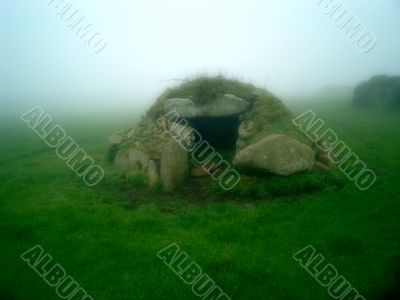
[313,161,331,172]
[109,132,125,146]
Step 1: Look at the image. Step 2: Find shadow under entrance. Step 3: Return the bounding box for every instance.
[186,115,240,151]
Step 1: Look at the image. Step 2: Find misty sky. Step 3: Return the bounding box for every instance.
[1,0,400,113]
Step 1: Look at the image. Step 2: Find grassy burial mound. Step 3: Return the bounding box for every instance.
[353,75,400,110]
[108,75,343,196]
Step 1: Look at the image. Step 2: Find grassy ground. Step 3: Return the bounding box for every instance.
[0,99,399,300]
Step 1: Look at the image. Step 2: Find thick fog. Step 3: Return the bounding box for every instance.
[1,0,400,114]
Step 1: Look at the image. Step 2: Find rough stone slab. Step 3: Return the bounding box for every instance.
[147,160,159,186]
[114,149,130,171]
[128,149,150,174]
[163,94,250,118]
[160,140,188,192]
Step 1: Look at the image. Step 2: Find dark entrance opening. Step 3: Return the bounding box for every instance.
[187,115,240,151]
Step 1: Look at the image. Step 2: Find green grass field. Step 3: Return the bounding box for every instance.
[1,99,399,300]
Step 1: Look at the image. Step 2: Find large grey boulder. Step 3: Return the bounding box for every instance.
[233,134,315,176]
[203,94,250,116]
[163,94,250,118]
[160,140,188,192]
